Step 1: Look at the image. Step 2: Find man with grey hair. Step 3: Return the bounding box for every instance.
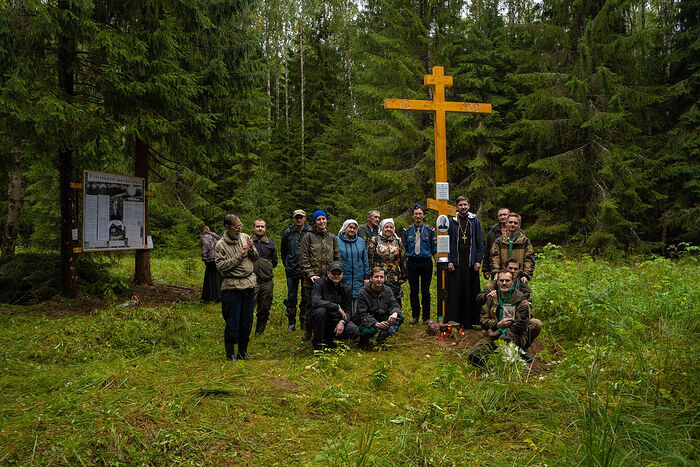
[216,214,259,361]
[468,269,534,365]
[358,209,380,250]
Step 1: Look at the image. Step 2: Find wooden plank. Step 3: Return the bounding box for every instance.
[442,101,492,114]
[426,198,456,216]
[384,98,436,111]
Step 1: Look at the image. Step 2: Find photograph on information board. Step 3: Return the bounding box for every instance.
[82,171,145,251]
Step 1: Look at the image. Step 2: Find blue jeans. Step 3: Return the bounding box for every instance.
[221,288,255,344]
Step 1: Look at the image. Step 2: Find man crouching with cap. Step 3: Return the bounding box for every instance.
[309,261,359,350]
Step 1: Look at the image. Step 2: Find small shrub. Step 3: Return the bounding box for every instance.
[370,362,389,388]
[0,253,127,303]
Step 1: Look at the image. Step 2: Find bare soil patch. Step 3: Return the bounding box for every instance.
[270,377,299,393]
[0,283,200,316]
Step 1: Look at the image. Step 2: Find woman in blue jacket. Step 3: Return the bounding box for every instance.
[337,219,370,315]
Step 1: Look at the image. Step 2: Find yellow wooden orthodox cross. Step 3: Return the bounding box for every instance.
[384,66,492,322]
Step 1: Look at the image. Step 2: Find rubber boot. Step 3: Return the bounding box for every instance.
[225,341,237,362]
[300,313,310,341]
[255,319,267,336]
[237,341,251,360]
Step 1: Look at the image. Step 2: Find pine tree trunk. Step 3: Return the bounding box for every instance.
[275,61,280,127]
[1,151,22,259]
[134,138,153,285]
[660,0,674,78]
[265,2,271,139]
[665,0,674,78]
[284,38,289,130]
[299,0,305,166]
[343,1,354,113]
[58,0,78,298]
[267,69,271,138]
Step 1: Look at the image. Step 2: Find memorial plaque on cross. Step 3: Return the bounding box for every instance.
[385,66,492,323]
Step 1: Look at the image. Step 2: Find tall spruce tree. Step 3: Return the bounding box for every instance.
[501,0,669,247]
[90,0,266,280]
[656,0,700,245]
[449,0,511,217]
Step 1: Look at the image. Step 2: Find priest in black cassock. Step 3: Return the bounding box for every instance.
[446,196,484,327]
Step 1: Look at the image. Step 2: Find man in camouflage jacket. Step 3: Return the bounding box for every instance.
[490,213,535,282]
[298,210,341,335]
[468,269,534,365]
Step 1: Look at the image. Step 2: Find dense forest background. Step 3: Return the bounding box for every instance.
[1,0,698,263]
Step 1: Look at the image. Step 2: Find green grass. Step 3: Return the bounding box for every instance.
[0,250,698,465]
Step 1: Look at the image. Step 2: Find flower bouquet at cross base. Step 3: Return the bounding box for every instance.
[425,321,463,339]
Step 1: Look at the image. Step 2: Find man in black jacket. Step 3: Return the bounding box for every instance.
[354,267,404,345]
[281,209,312,332]
[309,261,359,350]
[252,218,277,336]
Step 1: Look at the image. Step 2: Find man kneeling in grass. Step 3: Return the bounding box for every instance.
[309,261,359,350]
[469,269,538,365]
[476,257,532,305]
[354,267,404,346]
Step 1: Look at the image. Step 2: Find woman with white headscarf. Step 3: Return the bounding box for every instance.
[337,219,370,313]
[367,218,407,308]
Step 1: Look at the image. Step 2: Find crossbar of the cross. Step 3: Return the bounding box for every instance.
[384,99,492,114]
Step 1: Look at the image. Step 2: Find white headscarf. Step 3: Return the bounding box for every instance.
[338,219,359,237]
[379,218,400,240]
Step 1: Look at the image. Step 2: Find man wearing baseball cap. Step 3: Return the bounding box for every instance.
[281,209,312,332]
[309,261,358,350]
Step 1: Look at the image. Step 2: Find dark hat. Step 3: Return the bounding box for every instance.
[328,261,343,272]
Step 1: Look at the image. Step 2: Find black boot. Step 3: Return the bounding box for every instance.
[285,307,296,332]
[255,319,267,336]
[225,341,237,362]
[237,341,251,360]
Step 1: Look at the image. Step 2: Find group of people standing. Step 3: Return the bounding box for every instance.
[201,199,541,363]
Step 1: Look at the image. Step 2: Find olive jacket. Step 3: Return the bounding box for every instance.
[215,231,259,291]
